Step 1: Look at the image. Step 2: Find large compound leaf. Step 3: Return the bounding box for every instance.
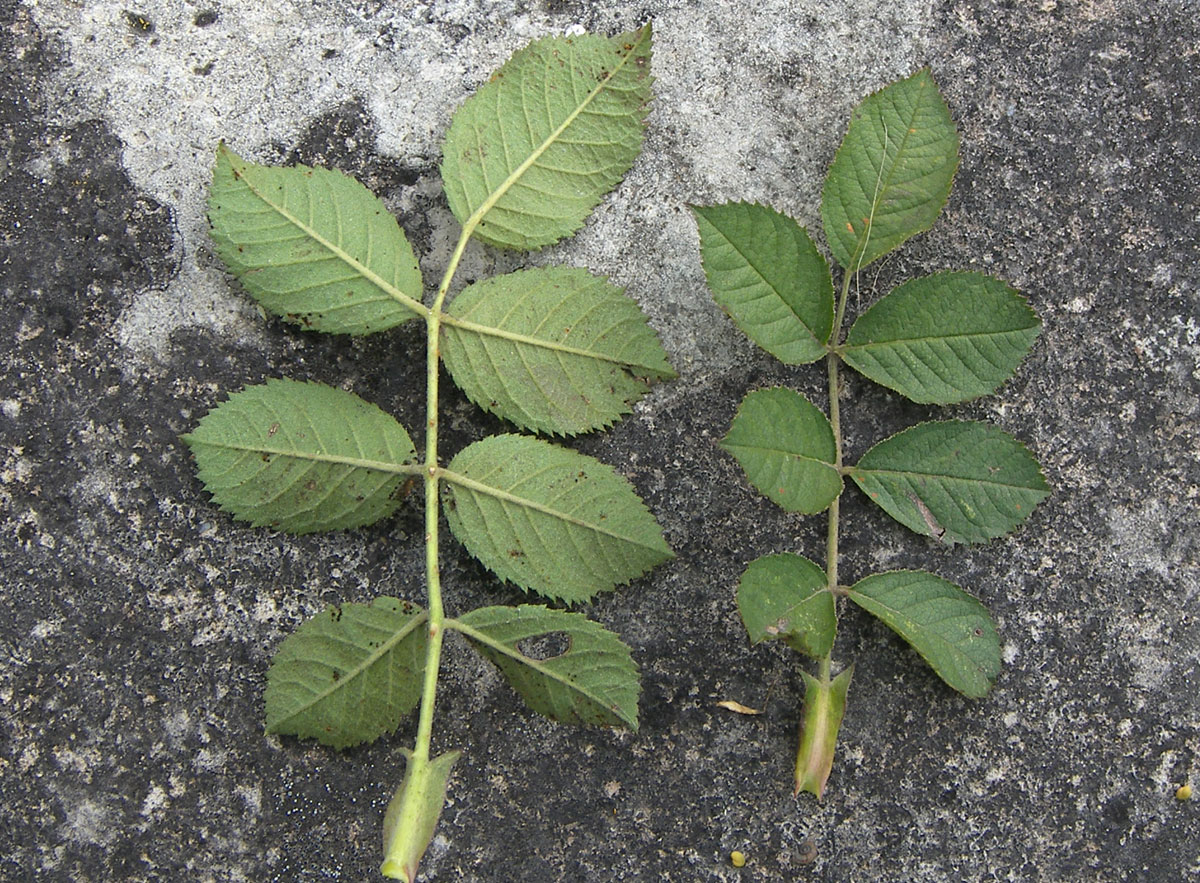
[452,605,639,729]
[850,421,1048,544]
[208,145,423,334]
[842,272,1040,404]
[441,267,674,435]
[265,597,428,748]
[443,435,672,602]
[721,388,842,514]
[441,26,652,250]
[820,69,959,271]
[182,379,417,533]
[847,571,1000,698]
[692,202,834,364]
[737,554,836,659]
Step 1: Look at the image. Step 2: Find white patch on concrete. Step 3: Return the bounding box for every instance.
[31,0,937,381]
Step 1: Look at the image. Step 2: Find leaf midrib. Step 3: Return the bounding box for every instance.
[185,436,422,476]
[846,76,931,269]
[702,214,824,347]
[440,468,667,552]
[441,312,672,375]
[850,465,1047,492]
[448,618,633,724]
[847,590,991,684]
[226,153,428,319]
[843,325,1037,350]
[270,608,429,730]
[461,27,650,237]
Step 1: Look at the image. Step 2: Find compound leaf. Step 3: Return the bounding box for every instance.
[842,272,1040,404]
[182,379,417,533]
[443,435,672,603]
[441,26,652,250]
[737,554,835,658]
[847,571,1000,698]
[452,604,639,729]
[850,420,1048,544]
[265,597,428,748]
[208,144,423,334]
[721,388,842,514]
[821,69,959,271]
[692,202,834,364]
[441,267,674,436]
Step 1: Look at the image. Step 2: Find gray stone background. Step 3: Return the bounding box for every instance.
[2,0,1197,880]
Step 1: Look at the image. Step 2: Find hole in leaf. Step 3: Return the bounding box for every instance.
[516,631,571,660]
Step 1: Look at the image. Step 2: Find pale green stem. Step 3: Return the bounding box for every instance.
[411,224,476,763]
[819,269,855,685]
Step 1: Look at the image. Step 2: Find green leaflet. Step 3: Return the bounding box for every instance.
[442,434,672,603]
[441,267,674,435]
[441,26,652,250]
[692,202,834,365]
[850,420,1049,544]
[820,69,959,271]
[847,571,1000,698]
[381,749,462,883]
[208,145,424,334]
[451,605,639,729]
[265,598,428,748]
[182,379,418,533]
[721,388,842,514]
[842,272,1040,404]
[737,554,835,658]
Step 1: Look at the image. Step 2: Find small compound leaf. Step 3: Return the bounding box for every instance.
[842,272,1040,404]
[692,202,834,364]
[182,379,418,533]
[820,69,959,271]
[849,420,1049,544]
[452,604,639,729]
[442,435,672,603]
[847,570,1000,698]
[441,26,652,250]
[441,267,674,436]
[208,144,423,334]
[381,749,462,883]
[721,388,842,514]
[265,597,428,748]
[737,554,835,658]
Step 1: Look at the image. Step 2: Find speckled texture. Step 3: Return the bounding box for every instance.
[2,0,1196,880]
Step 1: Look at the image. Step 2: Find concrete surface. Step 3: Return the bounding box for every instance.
[2,0,1197,880]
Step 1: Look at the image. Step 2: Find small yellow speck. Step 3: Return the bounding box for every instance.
[730,850,746,868]
[1176,783,1192,800]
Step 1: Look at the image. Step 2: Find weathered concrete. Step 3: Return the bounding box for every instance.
[2,0,1196,879]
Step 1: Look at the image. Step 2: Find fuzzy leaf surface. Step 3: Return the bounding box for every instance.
[183,380,417,533]
[721,388,842,514]
[441,26,652,250]
[443,435,672,602]
[848,571,1000,698]
[821,69,959,270]
[692,202,834,364]
[441,267,674,435]
[738,554,835,658]
[208,145,423,334]
[265,597,427,748]
[850,420,1048,544]
[842,272,1040,404]
[453,605,639,729]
